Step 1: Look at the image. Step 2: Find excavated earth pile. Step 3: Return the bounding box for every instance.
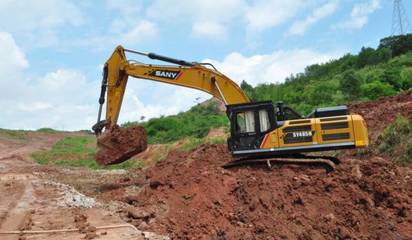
[96,125,147,165]
[349,91,412,142]
[109,92,412,239]
[122,145,412,239]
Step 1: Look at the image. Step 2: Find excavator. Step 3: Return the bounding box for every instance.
[92,46,369,170]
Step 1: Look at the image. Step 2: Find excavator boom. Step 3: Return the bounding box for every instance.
[93,46,369,167]
[94,45,249,132]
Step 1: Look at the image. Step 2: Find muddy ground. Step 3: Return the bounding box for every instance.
[0,132,165,240]
[0,92,411,239]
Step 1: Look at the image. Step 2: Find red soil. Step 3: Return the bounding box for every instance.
[349,91,412,142]
[115,92,412,239]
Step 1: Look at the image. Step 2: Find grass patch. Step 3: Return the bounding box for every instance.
[32,135,142,170]
[177,138,204,152]
[153,151,168,162]
[206,137,227,144]
[0,128,28,141]
[378,115,412,165]
[176,136,227,152]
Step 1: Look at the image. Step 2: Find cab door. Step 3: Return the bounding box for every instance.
[227,103,276,152]
[228,110,260,151]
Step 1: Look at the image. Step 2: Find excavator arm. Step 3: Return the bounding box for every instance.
[93,45,249,134]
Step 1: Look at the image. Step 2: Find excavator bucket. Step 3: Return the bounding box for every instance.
[95,125,148,165]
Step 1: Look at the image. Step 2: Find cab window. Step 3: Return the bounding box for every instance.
[236,111,255,133]
[259,109,270,132]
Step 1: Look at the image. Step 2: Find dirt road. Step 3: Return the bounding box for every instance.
[0,132,162,240]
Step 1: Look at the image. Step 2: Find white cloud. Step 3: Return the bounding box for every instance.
[120,83,209,123]
[0,32,97,130]
[337,0,380,30]
[106,0,142,16]
[120,20,159,46]
[204,49,340,86]
[145,0,322,38]
[0,32,28,77]
[288,0,338,36]
[192,21,226,38]
[0,67,98,130]
[147,0,244,22]
[147,0,245,37]
[245,0,307,31]
[0,0,84,47]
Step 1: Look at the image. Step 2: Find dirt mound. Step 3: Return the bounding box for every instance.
[96,125,148,165]
[120,144,411,239]
[349,91,412,143]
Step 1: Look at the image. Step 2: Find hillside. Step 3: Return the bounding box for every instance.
[123,34,412,144]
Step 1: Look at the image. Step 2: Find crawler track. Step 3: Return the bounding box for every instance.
[223,154,340,172]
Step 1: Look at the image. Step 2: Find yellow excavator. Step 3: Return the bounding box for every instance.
[93,46,368,170]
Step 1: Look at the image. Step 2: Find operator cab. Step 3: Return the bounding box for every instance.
[227,101,281,152]
[226,101,351,155]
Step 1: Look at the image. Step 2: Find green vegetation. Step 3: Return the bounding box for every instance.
[36,128,57,133]
[177,138,204,152]
[122,34,412,144]
[32,135,142,170]
[176,137,227,152]
[378,115,412,165]
[243,34,412,114]
[122,101,228,144]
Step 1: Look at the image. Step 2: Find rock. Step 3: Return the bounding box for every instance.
[85,231,98,239]
[324,213,336,222]
[127,207,152,219]
[352,164,362,179]
[138,221,149,230]
[142,231,170,240]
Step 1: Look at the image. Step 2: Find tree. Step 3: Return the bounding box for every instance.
[240,80,255,100]
[357,47,376,68]
[339,70,361,100]
[379,34,412,57]
[357,47,392,68]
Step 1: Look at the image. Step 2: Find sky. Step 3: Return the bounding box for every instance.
[0,0,411,130]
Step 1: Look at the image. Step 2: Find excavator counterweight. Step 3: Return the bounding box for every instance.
[93,46,369,167]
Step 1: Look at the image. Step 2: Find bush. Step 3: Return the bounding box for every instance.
[340,70,361,100]
[36,128,57,133]
[132,102,229,144]
[378,115,412,165]
[360,81,397,100]
[400,68,412,90]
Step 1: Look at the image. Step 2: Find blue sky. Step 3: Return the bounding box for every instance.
[0,0,411,130]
